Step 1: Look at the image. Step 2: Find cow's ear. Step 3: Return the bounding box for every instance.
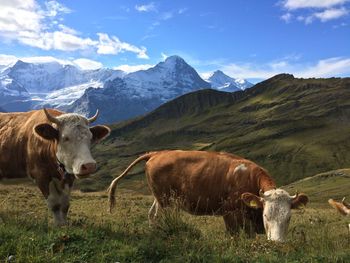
[241,193,263,209]
[291,193,309,209]
[90,125,110,142]
[34,123,59,141]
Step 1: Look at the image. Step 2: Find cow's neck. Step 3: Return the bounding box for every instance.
[33,138,62,179]
[45,142,75,195]
[56,159,74,182]
[258,171,276,192]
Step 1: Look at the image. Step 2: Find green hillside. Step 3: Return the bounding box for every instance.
[283,169,350,206]
[82,74,350,192]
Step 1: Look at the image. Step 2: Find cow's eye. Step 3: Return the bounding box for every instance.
[63,136,70,142]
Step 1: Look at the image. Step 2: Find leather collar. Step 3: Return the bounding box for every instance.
[56,160,74,181]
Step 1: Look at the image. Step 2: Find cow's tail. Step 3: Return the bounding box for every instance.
[108,152,156,213]
[328,198,349,216]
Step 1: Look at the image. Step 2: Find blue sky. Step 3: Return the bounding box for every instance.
[0,0,349,82]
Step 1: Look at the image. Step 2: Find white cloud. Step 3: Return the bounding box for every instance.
[96,33,149,59]
[314,7,348,21]
[113,64,153,73]
[178,8,188,14]
[283,0,350,10]
[0,54,73,66]
[295,7,348,24]
[0,54,18,66]
[20,55,72,65]
[0,0,43,36]
[0,0,149,59]
[161,52,168,60]
[280,0,350,24]
[0,54,103,71]
[281,12,293,22]
[57,24,78,35]
[299,57,350,77]
[17,31,97,51]
[220,57,350,79]
[135,2,157,12]
[333,21,348,27]
[161,12,174,20]
[73,58,102,70]
[44,0,71,17]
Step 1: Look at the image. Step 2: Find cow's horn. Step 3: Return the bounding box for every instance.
[43,108,60,124]
[290,190,299,200]
[259,189,271,198]
[88,109,99,123]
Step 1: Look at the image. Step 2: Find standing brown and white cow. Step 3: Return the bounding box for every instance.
[108,150,309,242]
[0,109,110,225]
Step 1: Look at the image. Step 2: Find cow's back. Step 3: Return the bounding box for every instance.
[145,150,258,215]
[0,110,61,179]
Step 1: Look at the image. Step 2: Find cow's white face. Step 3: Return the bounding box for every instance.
[242,189,308,242]
[261,189,293,242]
[34,111,110,178]
[55,114,95,176]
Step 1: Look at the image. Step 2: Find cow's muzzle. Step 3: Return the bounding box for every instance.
[77,162,97,177]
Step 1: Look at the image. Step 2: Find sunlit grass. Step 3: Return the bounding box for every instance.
[1,182,350,262]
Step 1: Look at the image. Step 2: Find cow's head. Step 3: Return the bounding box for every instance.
[241,189,308,242]
[34,108,110,178]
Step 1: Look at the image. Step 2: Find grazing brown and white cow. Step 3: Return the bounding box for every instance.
[108,150,308,242]
[0,109,110,226]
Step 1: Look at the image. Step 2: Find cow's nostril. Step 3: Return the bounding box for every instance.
[80,163,97,174]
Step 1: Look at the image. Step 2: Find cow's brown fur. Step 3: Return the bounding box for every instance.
[108,150,276,234]
[0,109,73,197]
[328,198,350,216]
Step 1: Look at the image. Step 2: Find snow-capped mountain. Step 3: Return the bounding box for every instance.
[123,55,211,101]
[65,56,212,123]
[0,60,124,111]
[3,60,124,93]
[0,73,29,106]
[0,55,255,124]
[207,70,253,92]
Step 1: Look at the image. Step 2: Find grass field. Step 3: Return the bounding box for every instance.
[1,170,350,262]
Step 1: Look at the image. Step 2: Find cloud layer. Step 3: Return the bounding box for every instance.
[0,0,148,58]
[219,57,350,79]
[280,0,350,24]
[0,54,104,70]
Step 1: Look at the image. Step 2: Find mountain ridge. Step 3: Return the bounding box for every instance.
[0,55,252,123]
[85,74,350,192]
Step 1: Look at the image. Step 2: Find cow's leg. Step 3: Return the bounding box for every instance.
[223,213,241,234]
[148,199,160,226]
[60,184,71,223]
[47,179,65,226]
[47,178,71,226]
[223,212,256,237]
[247,208,264,234]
